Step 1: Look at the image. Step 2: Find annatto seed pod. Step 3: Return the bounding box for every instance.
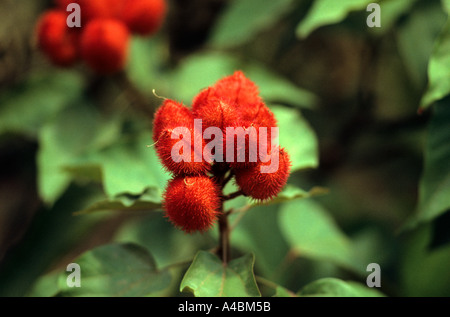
[155,124,211,176]
[163,175,221,233]
[122,0,167,35]
[234,147,291,201]
[208,71,262,110]
[80,19,130,74]
[241,101,277,128]
[192,94,240,132]
[36,10,80,67]
[152,99,193,143]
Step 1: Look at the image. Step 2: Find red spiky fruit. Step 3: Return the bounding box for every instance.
[234,147,291,201]
[163,175,221,233]
[152,99,193,143]
[192,93,239,132]
[122,0,167,35]
[155,124,211,176]
[199,71,262,110]
[80,19,130,74]
[36,10,80,67]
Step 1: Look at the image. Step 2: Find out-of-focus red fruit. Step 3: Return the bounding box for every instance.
[122,0,167,35]
[234,147,291,201]
[56,0,124,24]
[36,10,80,67]
[80,19,130,74]
[163,175,221,233]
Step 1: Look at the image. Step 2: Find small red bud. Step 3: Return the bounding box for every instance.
[163,175,221,233]
[80,18,130,74]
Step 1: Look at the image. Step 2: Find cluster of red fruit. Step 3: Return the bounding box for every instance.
[153,71,292,233]
[35,0,166,74]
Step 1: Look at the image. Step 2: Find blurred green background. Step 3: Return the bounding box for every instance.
[0,0,449,297]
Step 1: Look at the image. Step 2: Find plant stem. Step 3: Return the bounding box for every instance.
[223,189,244,201]
[217,209,230,264]
[214,165,232,264]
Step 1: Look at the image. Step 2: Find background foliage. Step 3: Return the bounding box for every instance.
[0,0,449,297]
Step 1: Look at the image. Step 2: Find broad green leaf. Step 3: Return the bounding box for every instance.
[256,185,329,207]
[272,106,319,172]
[127,36,169,94]
[229,204,290,277]
[420,20,450,109]
[370,0,418,35]
[169,52,316,109]
[245,65,317,109]
[98,132,170,198]
[407,100,450,227]
[28,271,60,297]
[396,1,446,89]
[443,0,450,14]
[210,0,294,48]
[273,286,297,297]
[180,251,260,297]
[297,0,376,39]
[0,70,84,136]
[58,243,171,297]
[401,224,450,296]
[37,103,122,204]
[74,189,162,215]
[279,198,362,272]
[299,278,385,297]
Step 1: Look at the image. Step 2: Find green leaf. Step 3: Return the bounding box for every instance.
[37,102,122,204]
[299,278,385,297]
[273,286,297,297]
[74,189,162,215]
[370,0,418,35]
[420,20,450,109]
[395,0,446,89]
[254,185,328,207]
[407,100,450,227]
[127,36,168,94]
[0,70,84,136]
[272,106,319,172]
[401,225,450,296]
[58,243,171,297]
[296,0,376,38]
[98,133,170,198]
[279,198,362,272]
[180,251,260,297]
[210,0,294,48]
[169,52,316,109]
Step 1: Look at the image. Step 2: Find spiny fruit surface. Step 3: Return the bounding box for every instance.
[155,125,211,176]
[163,176,221,233]
[152,99,193,143]
[192,71,262,111]
[80,19,130,74]
[122,0,167,35]
[234,147,291,201]
[36,10,80,66]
